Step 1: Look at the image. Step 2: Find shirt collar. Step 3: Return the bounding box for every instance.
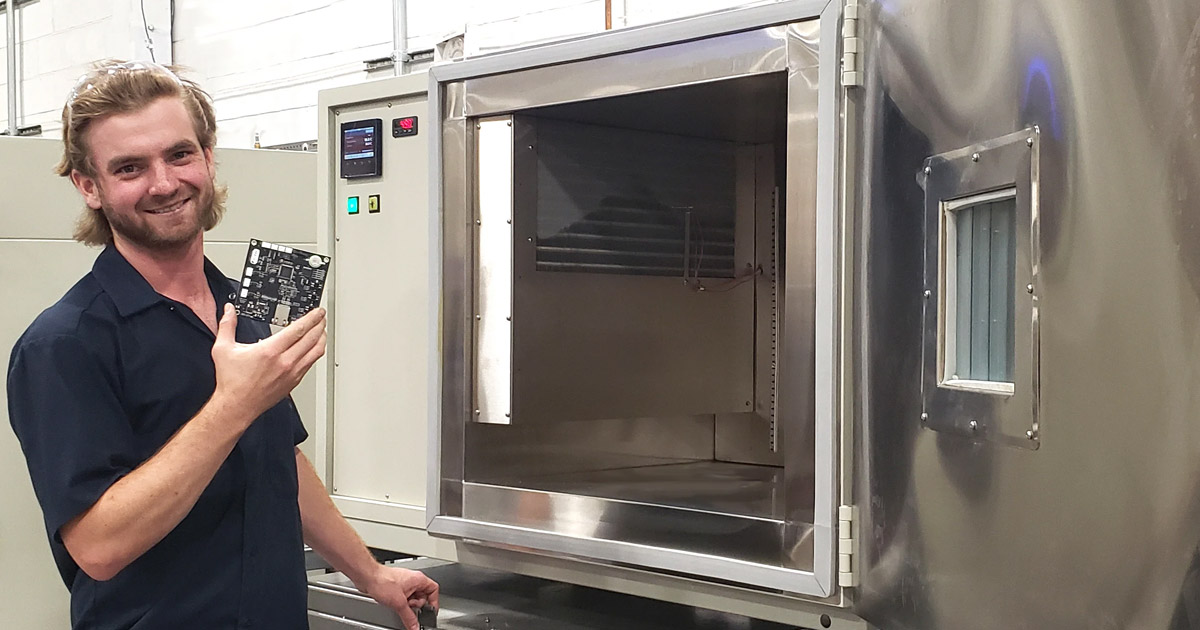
[91,245,233,318]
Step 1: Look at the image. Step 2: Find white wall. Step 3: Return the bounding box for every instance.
[0,0,170,134]
[3,0,770,146]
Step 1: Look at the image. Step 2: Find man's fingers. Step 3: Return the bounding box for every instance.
[395,604,419,630]
[263,307,325,352]
[215,304,237,344]
[293,330,327,374]
[281,316,326,368]
[425,578,439,609]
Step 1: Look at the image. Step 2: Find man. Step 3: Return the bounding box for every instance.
[6,60,438,630]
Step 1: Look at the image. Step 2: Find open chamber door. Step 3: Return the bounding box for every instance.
[429,0,845,598]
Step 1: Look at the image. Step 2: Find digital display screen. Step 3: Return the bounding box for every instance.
[393,115,419,138]
[343,126,376,159]
[340,119,383,179]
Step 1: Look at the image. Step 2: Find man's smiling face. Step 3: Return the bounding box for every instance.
[71,95,218,254]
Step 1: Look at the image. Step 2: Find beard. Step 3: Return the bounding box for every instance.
[101,181,218,253]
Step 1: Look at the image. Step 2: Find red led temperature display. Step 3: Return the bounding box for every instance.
[392,116,419,138]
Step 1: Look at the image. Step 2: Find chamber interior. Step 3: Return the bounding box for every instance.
[464,72,815,568]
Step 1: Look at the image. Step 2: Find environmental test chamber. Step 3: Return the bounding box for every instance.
[316,1,1200,628]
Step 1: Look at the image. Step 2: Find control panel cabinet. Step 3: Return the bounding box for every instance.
[316,73,453,560]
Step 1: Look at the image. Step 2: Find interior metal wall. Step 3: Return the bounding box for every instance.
[852,1,1200,628]
[0,136,318,628]
[509,116,756,424]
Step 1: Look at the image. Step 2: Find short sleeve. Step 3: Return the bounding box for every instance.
[285,396,309,447]
[7,333,138,543]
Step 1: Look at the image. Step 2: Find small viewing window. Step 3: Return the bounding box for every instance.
[940,188,1016,395]
[921,129,1039,447]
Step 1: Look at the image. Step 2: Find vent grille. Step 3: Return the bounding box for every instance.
[536,197,735,277]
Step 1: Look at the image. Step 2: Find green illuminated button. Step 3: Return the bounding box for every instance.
[347,196,359,215]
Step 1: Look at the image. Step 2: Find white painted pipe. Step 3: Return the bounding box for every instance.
[392,0,408,76]
[6,0,17,134]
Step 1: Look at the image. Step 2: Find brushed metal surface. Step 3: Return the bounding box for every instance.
[430,514,823,596]
[809,7,845,598]
[781,16,823,538]
[508,115,754,423]
[465,416,716,481]
[436,0,1200,623]
[474,117,516,425]
[510,272,754,422]
[436,111,470,520]
[853,1,1200,629]
[920,128,1041,449]
[529,73,788,146]
[434,6,838,599]
[456,476,810,570]
[750,144,782,454]
[473,461,793,520]
[526,117,740,278]
[462,26,791,118]
[715,413,786,467]
[310,561,806,630]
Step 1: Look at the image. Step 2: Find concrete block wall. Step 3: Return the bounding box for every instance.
[2,0,769,146]
[0,0,169,135]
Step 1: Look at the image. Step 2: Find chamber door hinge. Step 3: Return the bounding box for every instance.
[838,504,859,587]
[841,0,863,88]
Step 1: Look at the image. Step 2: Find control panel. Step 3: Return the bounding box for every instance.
[340,118,383,179]
[319,72,439,559]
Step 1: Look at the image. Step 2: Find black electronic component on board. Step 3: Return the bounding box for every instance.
[341,118,383,178]
[234,239,331,326]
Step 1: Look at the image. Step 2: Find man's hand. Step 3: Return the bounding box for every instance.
[57,306,327,582]
[362,566,440,630]
[210,304,326,426]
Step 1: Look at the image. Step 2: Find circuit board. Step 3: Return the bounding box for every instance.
[234,239,331,326]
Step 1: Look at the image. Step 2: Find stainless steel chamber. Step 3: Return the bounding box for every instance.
[417,0,1200,628]
[430,0,843,601]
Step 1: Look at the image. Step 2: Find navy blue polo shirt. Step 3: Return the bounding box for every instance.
[7,246,310,630]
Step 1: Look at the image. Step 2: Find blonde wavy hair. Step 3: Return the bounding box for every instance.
[58,60,227,246]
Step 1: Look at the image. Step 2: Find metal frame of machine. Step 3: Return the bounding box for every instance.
[427,0,846,600]
[318,0,1200,628]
